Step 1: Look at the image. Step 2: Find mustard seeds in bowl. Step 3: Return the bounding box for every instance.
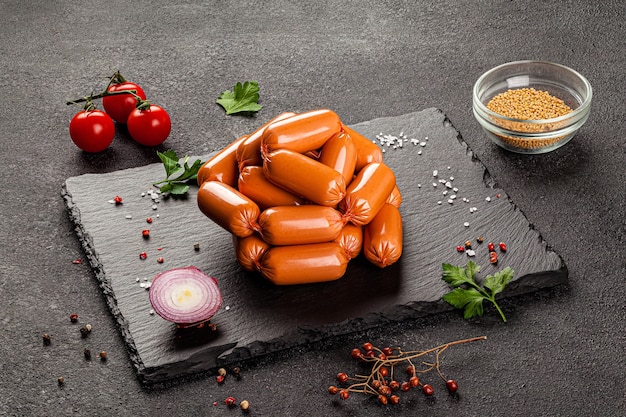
[473,61,592,154]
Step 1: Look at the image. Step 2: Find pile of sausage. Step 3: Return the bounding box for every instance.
[196,109,403,285]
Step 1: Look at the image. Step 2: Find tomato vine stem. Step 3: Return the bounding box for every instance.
[65,89,140,106]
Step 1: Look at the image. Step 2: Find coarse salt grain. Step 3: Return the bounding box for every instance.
[464,222,470,227]
[433,170,438,177]
[485,196,492,202]
[466,249,476,257]
[125,215,132,219]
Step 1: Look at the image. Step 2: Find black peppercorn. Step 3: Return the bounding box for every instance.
[84,348,91,360]
[43,333,52,346]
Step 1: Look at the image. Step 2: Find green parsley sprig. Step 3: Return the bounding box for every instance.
[216,81,262,115]
[441,261,514,322]
[153,150,204,195]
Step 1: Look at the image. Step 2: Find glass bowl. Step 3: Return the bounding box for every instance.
[472,61,592,154]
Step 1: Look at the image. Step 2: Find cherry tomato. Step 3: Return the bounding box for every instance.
[127,104,171,146]
[69,109,115,153]
[102,82,146,124]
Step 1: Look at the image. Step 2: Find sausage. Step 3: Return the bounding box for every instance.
[197,181,260,238]
[258,242,349,285]
[258,205,344,246]
[386,184,402,208]
[334,223,363,260]
[238,166,305,210]
[263,149,346,207]
[318,131,357,186]
[233,234,271,272]
[339,162,396,226]
[236,112,297,171]
[363,203,403,268]
[342,125,383,172]
[261,109,342,158]
[197,134,248,187]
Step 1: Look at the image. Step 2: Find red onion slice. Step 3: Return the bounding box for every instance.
[149,266,222,327]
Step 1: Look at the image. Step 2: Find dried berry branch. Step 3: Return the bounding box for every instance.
[329,336,486,405]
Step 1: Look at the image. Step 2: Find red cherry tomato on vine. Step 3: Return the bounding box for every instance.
[69,109,115,153]
[103,82,147,124]
[127,104,171,146]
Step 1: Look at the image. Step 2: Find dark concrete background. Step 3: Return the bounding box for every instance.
[0,1,624,416]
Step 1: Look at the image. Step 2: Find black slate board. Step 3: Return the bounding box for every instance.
[61,108,567,384]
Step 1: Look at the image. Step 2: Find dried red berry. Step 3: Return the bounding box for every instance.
[382,347,394,356]
[328,386,339,395]
[365,350,376,358]
[487,242,495,252]
[139,252,147,260]
[362,342,374,351]
[498,242,507,252]
[489,251,498,264]
[156,257,164,264]
[339,389,350,400]
[378,366,389,378]
[456,245,465,253]
[350,348,362,359]
[388,380,400,391]
[142,229,150,238]
[378,385,391,397]
[406,365,415,376]
[409,376,420,387]
[378,353,387,360]
[389,395,400,405]
[371,380,382,390]
[401,382,411,392]
[146,217,153,223]
[446,379,459,393]
[224,396,236,407]
[378,394,388,405]
[422,384,434,396]
[69,313,79,323]
[337,372,349,383]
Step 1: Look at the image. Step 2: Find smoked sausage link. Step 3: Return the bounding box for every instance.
[197,181,260,238]
[233,234,271,272]
[261,109,341,158]
[342,125,383,172]
[258,242,349,285]
[197,135,248,187]
[263,149,346,207]
[236,112,297,171]
[386,184,403,208]
[335,223,363,260]
[318,131,357,186]
[258,205,344,246]
[363,203,403,268]
[238,166,304,210]
[339,162,396,226]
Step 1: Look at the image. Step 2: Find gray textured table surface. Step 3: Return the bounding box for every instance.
[0,1,624,416]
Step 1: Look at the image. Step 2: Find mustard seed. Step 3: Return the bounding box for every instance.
[486,87,574,149]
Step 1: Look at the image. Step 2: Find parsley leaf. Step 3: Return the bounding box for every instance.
[441,261,514,322]
[216,81,262,115]
[153,150,205,195]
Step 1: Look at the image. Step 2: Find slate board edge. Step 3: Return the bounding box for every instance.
[61,182,148,379]
[60,108,568,385]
